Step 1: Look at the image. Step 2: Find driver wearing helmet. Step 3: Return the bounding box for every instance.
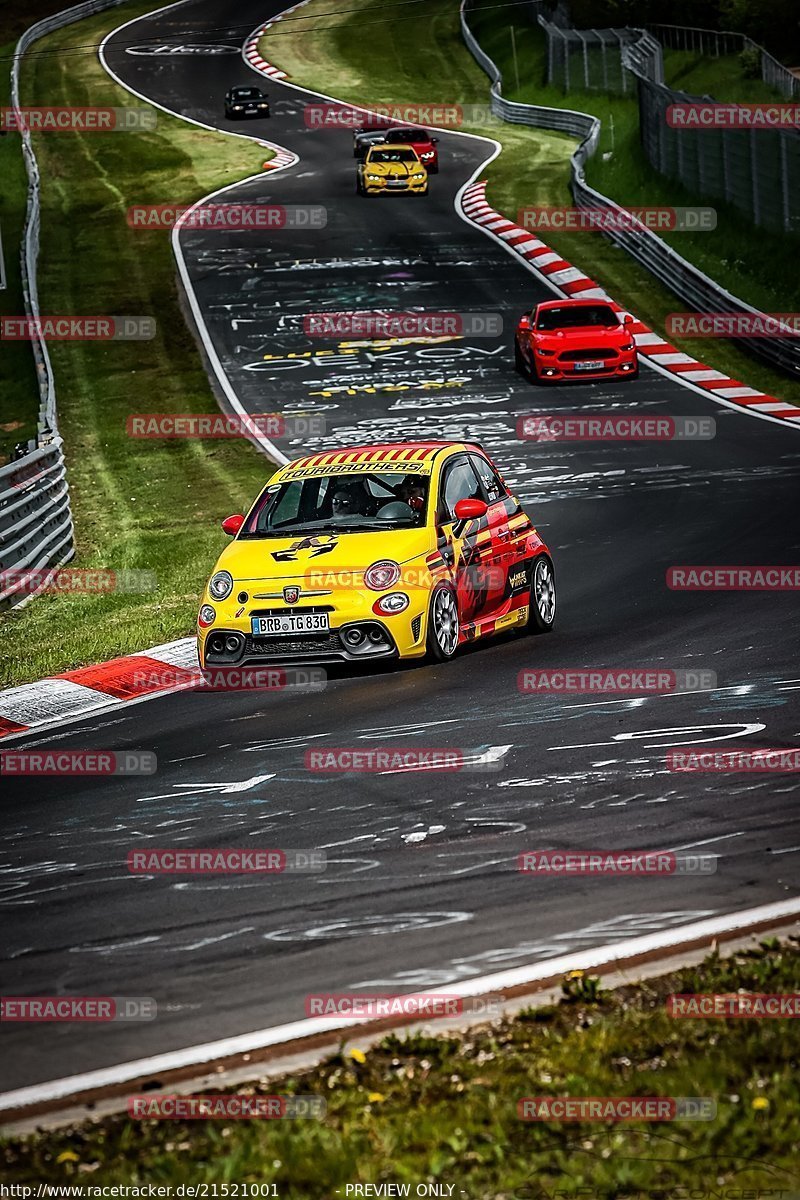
[398,474,427,513]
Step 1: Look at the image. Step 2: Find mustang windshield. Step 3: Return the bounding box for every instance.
[241,471,430,538]
[535,304,620,331]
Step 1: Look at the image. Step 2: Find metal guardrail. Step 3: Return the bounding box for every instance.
[3,0,129,608]
[0,439,74,611]
[460,0,800,379]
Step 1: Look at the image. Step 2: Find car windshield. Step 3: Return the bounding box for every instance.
[386,128,428,143]
[241,471,430,538]
[233,89,262,99]
[368,148,419,163]
[535,305,620,331]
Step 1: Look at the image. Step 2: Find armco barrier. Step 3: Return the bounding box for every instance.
[460,0,800,379]
[0,439,74,612]
[5,0,129,608]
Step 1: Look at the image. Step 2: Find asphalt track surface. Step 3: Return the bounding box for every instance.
[2,0,799,1095]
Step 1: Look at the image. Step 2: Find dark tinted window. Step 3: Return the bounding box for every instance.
[535,305,620,331]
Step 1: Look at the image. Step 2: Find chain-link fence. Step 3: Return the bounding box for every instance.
[541,19,662,94]
[539,17,800,235]
[637,76,800,236]
[647,23,800,99]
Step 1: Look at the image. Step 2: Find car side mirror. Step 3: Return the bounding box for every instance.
[222,513,244,536]
[454,498,488,521]
[623,313,634,325]
[518,314,531,331]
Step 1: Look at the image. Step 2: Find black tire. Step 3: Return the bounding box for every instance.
[527,555,556,634]
[514,338,529,379]
[425,583,460,662]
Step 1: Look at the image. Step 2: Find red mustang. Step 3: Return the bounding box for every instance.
[515,299,638,383]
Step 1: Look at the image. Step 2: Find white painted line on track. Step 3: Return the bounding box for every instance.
[3,895,799,1117]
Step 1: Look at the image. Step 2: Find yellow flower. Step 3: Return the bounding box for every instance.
[751,1097,769,1111]
[566,970,584,980]
[368,1092,386,1103]
[56,1151,80,1164]
[349,1048,367,1064]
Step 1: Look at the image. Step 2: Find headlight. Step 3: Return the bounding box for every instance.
[209,570,233,601]
[536,347,554,356]
[233,105,242,111]
[366,174,382,181]
[198,604,216,627]
[421,151,434,159]
[373,592,409,615]
[621,342,634,351]
[364,560,401,591]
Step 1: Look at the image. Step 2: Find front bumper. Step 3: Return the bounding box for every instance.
[532,351,638,381]
[363,176,427,194]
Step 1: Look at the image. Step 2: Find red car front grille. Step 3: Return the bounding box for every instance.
[558,348,618,361]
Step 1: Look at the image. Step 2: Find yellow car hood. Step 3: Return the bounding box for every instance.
[215,527,433,583]
[365,161,425,176]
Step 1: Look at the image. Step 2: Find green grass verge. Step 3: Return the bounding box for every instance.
[3,941,799,1192]
[262,0,800,409]
[0,0,275,687]
[662,48,785,102]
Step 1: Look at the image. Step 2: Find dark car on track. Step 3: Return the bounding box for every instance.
[224,86,270,119]
[515,299,638,383]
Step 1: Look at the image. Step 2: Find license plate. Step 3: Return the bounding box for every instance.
[574,360,605,371]
[251,613,330,636]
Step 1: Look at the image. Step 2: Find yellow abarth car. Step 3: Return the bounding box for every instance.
[198,441,555,668]
[356,144,428,196]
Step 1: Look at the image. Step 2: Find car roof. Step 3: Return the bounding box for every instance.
[277,442,484,477]
[367,143,417,152]
[535,298,616,310]
[386,127,430,138]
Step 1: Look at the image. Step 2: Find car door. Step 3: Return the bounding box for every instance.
[470,452,534,612]
[436,456,498,626]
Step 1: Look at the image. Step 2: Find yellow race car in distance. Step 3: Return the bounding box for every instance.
[356,144,428,196]
[198,441,555,668]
